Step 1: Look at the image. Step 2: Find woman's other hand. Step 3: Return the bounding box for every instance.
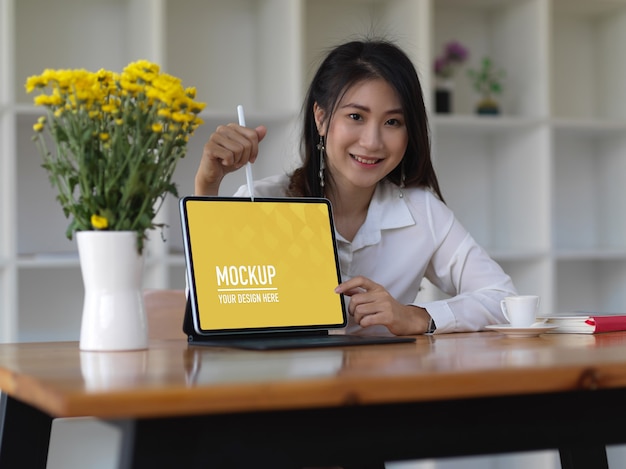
[335,276,431,335]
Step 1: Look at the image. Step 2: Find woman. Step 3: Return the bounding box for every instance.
[194,39,516,336]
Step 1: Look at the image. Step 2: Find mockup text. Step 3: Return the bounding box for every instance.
[216,265,277,286]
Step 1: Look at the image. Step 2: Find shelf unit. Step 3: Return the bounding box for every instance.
[2,0,626,343]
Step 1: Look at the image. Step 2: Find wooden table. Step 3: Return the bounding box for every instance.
[2,331,626,469]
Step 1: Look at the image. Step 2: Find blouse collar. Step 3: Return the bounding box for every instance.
[335,181,416,250]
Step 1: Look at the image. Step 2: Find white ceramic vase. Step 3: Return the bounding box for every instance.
[77,231,148,351]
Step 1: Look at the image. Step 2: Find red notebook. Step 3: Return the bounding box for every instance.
[541,312,626,334]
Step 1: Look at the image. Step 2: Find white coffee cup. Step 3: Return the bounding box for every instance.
[500,295,540,327]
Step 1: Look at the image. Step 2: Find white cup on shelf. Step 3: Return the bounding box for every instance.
[500,295,540,328]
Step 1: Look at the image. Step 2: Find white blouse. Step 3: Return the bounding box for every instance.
[234,174,517,335]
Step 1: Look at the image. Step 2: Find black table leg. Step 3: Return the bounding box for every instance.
[0,392,53,469]
[559,445,609,469]
[115,419,208,469]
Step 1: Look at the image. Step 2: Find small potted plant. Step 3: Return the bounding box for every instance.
[467,57,505,115]
[433,40,469,114]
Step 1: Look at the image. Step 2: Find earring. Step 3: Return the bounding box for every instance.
[399,162,406,198]
[317,136,326,189]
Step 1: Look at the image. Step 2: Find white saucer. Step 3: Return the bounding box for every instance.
[485,323,559,338]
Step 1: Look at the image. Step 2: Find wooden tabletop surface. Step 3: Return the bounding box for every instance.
[2,331,626,420]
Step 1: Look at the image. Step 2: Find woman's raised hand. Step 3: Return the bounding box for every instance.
[195,123,267,195]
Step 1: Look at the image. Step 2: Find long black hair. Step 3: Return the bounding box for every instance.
[287,38,444,202]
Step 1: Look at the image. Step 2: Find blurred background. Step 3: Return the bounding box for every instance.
[2,0,626,467]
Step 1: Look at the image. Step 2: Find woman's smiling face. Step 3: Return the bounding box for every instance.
[315,78,408,193]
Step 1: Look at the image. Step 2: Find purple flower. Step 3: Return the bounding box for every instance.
[434,57,449,76]
[445,41,469,62]
[434,40,469,78]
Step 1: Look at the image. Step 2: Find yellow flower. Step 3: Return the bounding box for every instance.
[157,109,172,119]
[119,78,142,94]
[171,112,194,124]
[101,104,117,114]
[90,214,109,230]
[26,60,206,254]
[34,94,62,106]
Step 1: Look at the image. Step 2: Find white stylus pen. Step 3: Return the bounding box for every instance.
[237,105,255,201]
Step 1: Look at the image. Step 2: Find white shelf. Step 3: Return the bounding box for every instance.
[551,118,626,135]
[2,0,626,343]
[552,0,626,120]
[555,258,626,313]
[555,249,626,261]
[552,124,626,251]
[432,114,545,133]
[17,253,80,269]
[432,0,549,117]
[165,0,303,113]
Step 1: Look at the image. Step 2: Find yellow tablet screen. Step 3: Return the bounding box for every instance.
[181,197,346,333]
